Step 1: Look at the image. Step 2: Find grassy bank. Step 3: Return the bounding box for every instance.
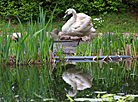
[52,11,138,33]
[0,11,138,33]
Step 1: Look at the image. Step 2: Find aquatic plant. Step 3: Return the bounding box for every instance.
[0,6,56,65]
[0,21,12,64]
[76,31,138,58]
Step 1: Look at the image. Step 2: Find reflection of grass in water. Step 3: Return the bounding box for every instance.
[0,61,137,101]
[75,61,138,100]
[79,61,138,83]
[0,64,56,101]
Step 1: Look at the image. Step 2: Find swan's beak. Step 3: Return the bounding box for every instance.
[64,88,68,94]
[64,11,68,18]
[64,14,67,18]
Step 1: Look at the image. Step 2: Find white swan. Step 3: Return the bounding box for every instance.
[62,8,96,45]
[62,68,93,97]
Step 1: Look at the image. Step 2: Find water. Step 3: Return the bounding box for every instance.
[0,60,138,101]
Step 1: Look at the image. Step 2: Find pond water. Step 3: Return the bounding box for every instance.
[0,60,138,101]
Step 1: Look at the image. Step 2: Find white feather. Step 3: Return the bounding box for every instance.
[62,9,96,37]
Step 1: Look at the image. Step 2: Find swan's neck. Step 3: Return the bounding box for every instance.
[71,10,77,23]
[62,10,77,33]
[68,10,77,25]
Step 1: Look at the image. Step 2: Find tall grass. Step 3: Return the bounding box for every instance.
[0,21,12,64]
[0,6,56,65]
[76,31,138,57]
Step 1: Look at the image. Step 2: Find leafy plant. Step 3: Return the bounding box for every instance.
[0,0,135,22]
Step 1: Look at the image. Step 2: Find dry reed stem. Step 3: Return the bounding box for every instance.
[50,50,52,62]
[128,45,131,56]
[102,56,107,61]
[126,44,132,56]
[133,60,136,76]
[132,41,136,57]
[99,49,103,56]
[126,60,132,70]
[93,56,97,61]
[99,62,103,68]
[126,44,128,55]
[50,50,55,63]
[108,56,112,61]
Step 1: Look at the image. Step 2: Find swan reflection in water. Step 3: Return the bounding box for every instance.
[62,68,93,97]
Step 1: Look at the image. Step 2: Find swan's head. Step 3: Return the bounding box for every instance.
[64,8,76,18]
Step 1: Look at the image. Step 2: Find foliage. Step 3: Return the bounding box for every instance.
[0,0,43,23]
[0,0,136,22]
[46,0,127,19]
[124,0,138,8]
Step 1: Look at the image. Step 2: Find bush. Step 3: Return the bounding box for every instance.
[0,0,135,22]
[0,0,43,23]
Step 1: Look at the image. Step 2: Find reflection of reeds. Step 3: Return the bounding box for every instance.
[78,60,138,88]
[0,60,137,101]
[126,60,132,70]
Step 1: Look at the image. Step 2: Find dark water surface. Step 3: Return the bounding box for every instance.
[0,60,138,101]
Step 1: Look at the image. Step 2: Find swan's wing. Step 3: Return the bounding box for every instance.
[69,13,92,33]
[77,13,93,32]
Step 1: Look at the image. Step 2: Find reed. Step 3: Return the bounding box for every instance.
[0,6,56,65]
[76,31,138,57]
[0,21,12,64]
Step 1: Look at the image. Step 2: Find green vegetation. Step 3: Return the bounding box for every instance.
[52,11,138,33]
[1,2,138,102]
[75,12,138,57]
[1,10,138,64]
[0,61,137,101]
[0,0,138,22]
[0,7,56,65]
[1,11,137,33]
[0,1,138,64]
[76,31,138,57]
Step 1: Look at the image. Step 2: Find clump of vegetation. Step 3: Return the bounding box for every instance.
[0,7,56,65]
[76,31,138,57]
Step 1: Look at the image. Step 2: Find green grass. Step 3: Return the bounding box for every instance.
[0,11,138,33]
[52,11,138,33]
[96,12,138,33]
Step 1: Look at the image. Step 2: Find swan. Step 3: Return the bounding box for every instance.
[62,8,96,45]
[62,68,93,97]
